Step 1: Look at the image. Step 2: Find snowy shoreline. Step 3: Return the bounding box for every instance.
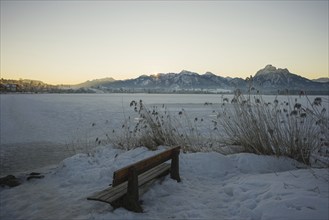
[1,93,328,219]
[2,93,328,175]
[1,145,328,220]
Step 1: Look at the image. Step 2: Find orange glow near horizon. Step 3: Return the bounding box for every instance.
[1,1,328,85]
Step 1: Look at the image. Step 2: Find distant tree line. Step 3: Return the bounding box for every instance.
[0,78,95,94]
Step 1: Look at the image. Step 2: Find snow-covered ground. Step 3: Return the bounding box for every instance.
[1,93,328,219]
[1,145,328,220]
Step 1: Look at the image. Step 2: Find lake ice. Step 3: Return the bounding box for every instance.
[0,93,227,175]
[0,93,328,220]
[0,93,327,175]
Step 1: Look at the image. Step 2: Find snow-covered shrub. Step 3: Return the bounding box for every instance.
[216,92,329,165]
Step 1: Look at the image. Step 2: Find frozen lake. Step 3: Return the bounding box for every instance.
[0,93,227,144]
[0,93,222,175]
[0,93,327,176]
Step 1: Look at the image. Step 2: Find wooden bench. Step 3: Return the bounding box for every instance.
[87,146,181,212]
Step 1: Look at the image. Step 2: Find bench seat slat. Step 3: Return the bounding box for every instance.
[112,146,180,186]
[99,163,170,200]
[101,163,170,202]
[87,163,170,204]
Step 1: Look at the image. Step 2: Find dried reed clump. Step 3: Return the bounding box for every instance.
[122,100,210,151]
[91,92,328,166]
[216,92,329,165]
[101,99,219,152]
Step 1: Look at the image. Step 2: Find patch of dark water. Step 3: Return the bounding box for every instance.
[0,142,86,177]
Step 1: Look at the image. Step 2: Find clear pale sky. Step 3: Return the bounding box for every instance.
[1,1,328,85]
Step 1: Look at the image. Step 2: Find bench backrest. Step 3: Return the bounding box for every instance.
[112,146,180,187]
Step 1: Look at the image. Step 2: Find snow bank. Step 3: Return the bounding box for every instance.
[1,146,328,220]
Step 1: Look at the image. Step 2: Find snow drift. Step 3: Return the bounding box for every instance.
[0,146,328,220]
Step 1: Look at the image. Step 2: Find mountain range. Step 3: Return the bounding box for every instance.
[81,65,328,94]
[1,65,328,94]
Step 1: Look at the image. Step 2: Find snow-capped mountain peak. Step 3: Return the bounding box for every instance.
[255,65,290,77]
[73,66,328,94]
[179,70,199,76]
[255,64,277,76]
[204,72,216,76]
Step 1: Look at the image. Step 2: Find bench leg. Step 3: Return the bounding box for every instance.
[170,149,181,182]
[124,166,143,213]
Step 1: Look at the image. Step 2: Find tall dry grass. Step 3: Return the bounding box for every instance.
[107,100,215,152]
[91,93,328,166]
[216,92,328,165]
